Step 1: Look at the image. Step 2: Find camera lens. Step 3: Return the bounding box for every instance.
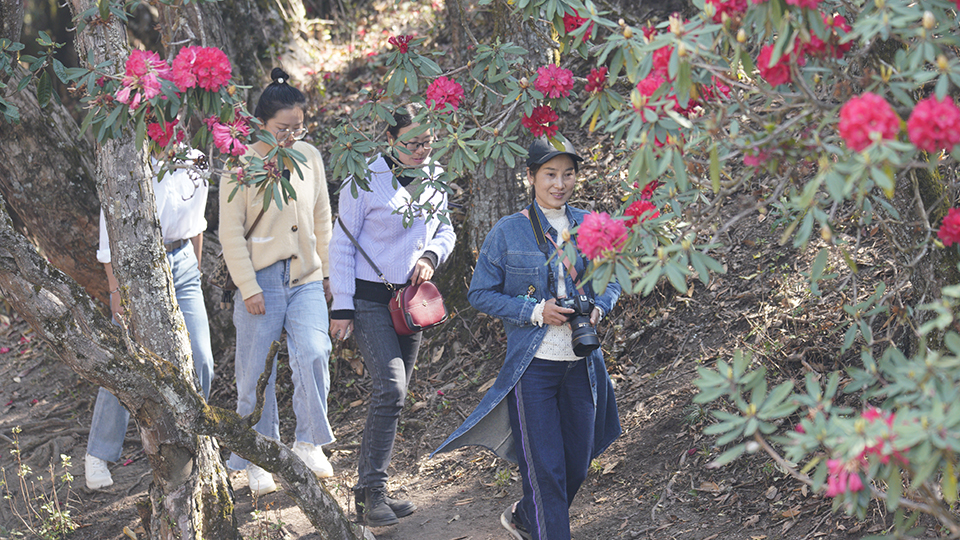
[569,315,600,356]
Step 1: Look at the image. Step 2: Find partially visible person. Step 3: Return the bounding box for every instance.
[85,148,214,490]
[432,136,622,540]
[219,68,335,496]
[329,102,456,527]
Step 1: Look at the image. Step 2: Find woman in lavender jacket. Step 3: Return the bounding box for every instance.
[328,103,456,527]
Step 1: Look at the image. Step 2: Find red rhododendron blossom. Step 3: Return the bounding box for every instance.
[146,119,183,147]
[798,14,853,59]
[562,10,593,42]
[907,96,960,153]
[535,64,575,99]
[938,208,960,247]
[653,45,673,75]
[425,76,464,112]
[521,105,560,138]
[637,180,662,200]
[825,459,865,497]
[625,200,660,227]
[578,212,628,260]
[699,77,732,102]
[743,149,771,167]
[859,407,909,466]
[838,92,900,152]
[211,118,251,156]
[705,0,747,23]
[585,67,608,93]
[636,73,697,117]
[785,0,820,9]
[388,35,413,53]
[756,45,792,86]
[172,46,232,92]
[115,50,171,111]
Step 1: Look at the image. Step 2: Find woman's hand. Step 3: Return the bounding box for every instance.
[543,298,576,326]
[244,293,266,315]
[590,307,602,326]
[109,290,124,320]
[411,257,434,285]
[323,278,332,303]
[330,319,353,341]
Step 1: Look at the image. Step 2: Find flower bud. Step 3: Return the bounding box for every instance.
[624,26,633,39]
[745,441,760,454]
[938,54,949,71]
[561,229,571,242]
[681,238,692,251]
[227,85,237,96]
[821,225,832,242]
[703,3,716,19]
[736,28,747,43]
[922,11,935,30]
[519,77,528,88]
[874,0,884,8]
[677,42,688,57]
[669,14,683,36]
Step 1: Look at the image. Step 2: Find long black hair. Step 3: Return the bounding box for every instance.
[254,68,307,121]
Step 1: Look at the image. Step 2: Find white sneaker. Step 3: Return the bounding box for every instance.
[292,441,334,478]
[85,454,113,490]
[246,464,277,496]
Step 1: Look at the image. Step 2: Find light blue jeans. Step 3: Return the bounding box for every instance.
[227,259,334,470]
[87,243,214,462]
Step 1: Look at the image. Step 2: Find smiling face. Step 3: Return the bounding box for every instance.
[530,154,577,211]
[391,123,433,167]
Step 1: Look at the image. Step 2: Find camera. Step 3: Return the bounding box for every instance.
[556,295,600,356]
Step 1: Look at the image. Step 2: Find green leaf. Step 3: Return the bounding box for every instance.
[52,59,68,83]
[36,71,52,108]
[709,143,720,193]
[708,444,746,468]
[99,0,110,22]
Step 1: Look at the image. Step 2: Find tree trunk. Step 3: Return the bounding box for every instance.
[0,0,22,43]
[0,190,367,540]
[436,0,553,309]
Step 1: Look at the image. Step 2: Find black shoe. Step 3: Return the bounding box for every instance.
[500,501,531,540]
[355,487,417,520]
[361,487,400,527]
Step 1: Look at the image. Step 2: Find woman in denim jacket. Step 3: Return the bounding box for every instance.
[433,137,621,540]
[329,103,456,527]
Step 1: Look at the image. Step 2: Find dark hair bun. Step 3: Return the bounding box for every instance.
[271,68,290,85]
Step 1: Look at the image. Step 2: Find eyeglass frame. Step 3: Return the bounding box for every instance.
[275,127,308,141]
[399,139,434,152]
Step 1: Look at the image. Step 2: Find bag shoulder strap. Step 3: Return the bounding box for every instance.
[520,205,585,295]
[336,216,395,291]
[245,207,267,240]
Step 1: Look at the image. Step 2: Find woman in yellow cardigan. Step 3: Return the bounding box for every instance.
[219,68,334,495]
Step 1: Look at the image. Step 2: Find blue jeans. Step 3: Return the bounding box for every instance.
[87,243,214,462]
[508,358,595,540]
[227,259,334,470]
[352,298,421,489]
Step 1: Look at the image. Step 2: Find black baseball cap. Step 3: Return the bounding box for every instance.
[526,136,583,171]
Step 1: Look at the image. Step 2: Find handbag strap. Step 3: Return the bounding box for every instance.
[245,207,267,240]
[521,205,586,296]
[336,216,396,291]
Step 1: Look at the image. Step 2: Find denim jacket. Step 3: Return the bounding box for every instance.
[432,202,622,463]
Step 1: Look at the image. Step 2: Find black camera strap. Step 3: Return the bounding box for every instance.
[521,204,586,296]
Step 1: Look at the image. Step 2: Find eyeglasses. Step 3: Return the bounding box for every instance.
[400,139,433,151]
[276,127,307,141]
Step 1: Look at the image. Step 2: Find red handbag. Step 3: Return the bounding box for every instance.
[389,281,448,336]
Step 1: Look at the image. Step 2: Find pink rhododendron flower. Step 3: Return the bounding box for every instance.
[859,406,909,466]
[535,64,575,99]
[653,45,673,74]
[578,212,628,260]
[625,200,659,227]
[211,118,251,156]
[585,67,608,93]
[0,347,9,354]
[939,208,960,247]
[699,77,732,102]
[743,149,771,167]
[705,0,747,23]
[798,13,853,59]
[388,35,413,53]
[825,458,866,497]
[756,45,792,86]
[521,105,560,138]
[562,10,593,42]
[785,0,820,8]
[146,119,184,147]
[907,96,960,153]
[115,49,171,111]
[426,76,464,111]
[636,72,696,117]
[838,92,901,152]
[172,46,232,92]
